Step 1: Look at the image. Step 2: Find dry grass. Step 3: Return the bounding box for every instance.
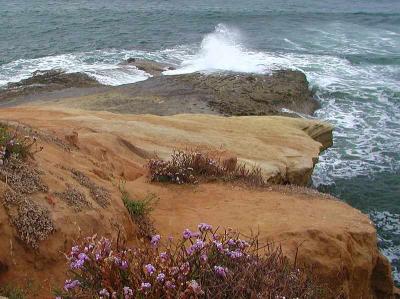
[54,186,91,211]
[3,190,54,248]
[148,150,265,187]
[71,169,110,208]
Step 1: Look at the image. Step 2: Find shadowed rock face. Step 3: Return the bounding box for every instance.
[0,68,319,117]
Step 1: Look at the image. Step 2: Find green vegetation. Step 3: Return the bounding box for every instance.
[0,284,26,299]
[120,182,157,238]
[122,191,156,219]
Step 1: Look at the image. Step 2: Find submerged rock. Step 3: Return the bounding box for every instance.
[121,58,176,76]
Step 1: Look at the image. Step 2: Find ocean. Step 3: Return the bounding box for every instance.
[0,0,399,283]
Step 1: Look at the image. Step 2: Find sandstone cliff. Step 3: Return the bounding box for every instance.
[0,107,395,298]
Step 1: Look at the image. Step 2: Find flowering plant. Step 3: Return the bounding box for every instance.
[148,150,264,186]
[57,224,322,298]
[0,123,41,165]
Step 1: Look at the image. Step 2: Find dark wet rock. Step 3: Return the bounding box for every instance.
[0,66,319,118]
[67,70,319,116]
[121,58,176,76]
[0,69,102,101]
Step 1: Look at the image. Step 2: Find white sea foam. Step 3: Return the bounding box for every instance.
[370,211,400,284]
[164,24,270,75]
[0,49,153,87]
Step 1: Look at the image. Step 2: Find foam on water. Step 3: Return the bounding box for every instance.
[164,24,269,75]
[0,50,152,87]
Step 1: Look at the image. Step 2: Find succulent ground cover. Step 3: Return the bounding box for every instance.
[0,123,53,248]
[71,169,111,208]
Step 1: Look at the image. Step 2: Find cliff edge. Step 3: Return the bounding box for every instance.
[0,107,395,298]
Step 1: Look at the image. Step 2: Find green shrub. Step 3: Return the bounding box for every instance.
[122,192,156,218]
[120,182,157,238]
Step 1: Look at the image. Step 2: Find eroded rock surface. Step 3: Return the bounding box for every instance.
[0,68,319,117]
[0,107,394,298]
[0,70,102,102]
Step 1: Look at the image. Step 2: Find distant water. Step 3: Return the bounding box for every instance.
[0,0,399,283]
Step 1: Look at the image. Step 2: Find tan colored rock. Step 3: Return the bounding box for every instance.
[0,107,332,185]
[0,106,394,298]
[65,130,79,148]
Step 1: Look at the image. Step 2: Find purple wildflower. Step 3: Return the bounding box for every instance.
[227,239,236,246]
[214,266,228,278]
[140,282,151,291]
[238,239,250,249]
[71,245,80,256]
[165,281,176,289]
[189,239,205,254]
[160,252,168,261]
[64,279,81,291]
[120,260,129,270]
[170,266,179,275]
[151,234,161,246]
[78,252,88,261]
[228,250,243,259]
[187,280,204,295]
[145,264,156,275]
[183,229,192,239]
[156,272,165,283]
[70,258,85,270]
[180,261,190,275]
[198,223,212,232]
[200,254,208,263]
[123,286,134,298]
[99,288,110,298]
[213,240,224,252]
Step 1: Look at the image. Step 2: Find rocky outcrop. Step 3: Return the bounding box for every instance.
[46,70,319,117]
[0,70,102,102]
[121,58,176,76]
[0,107,394,298]
[0,107,331,185]
[0,68,319,118]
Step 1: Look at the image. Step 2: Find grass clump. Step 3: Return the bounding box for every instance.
[148,150,265,187]
[57,224,326,298]
[0,284,26,299]
[120,182,157,238]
